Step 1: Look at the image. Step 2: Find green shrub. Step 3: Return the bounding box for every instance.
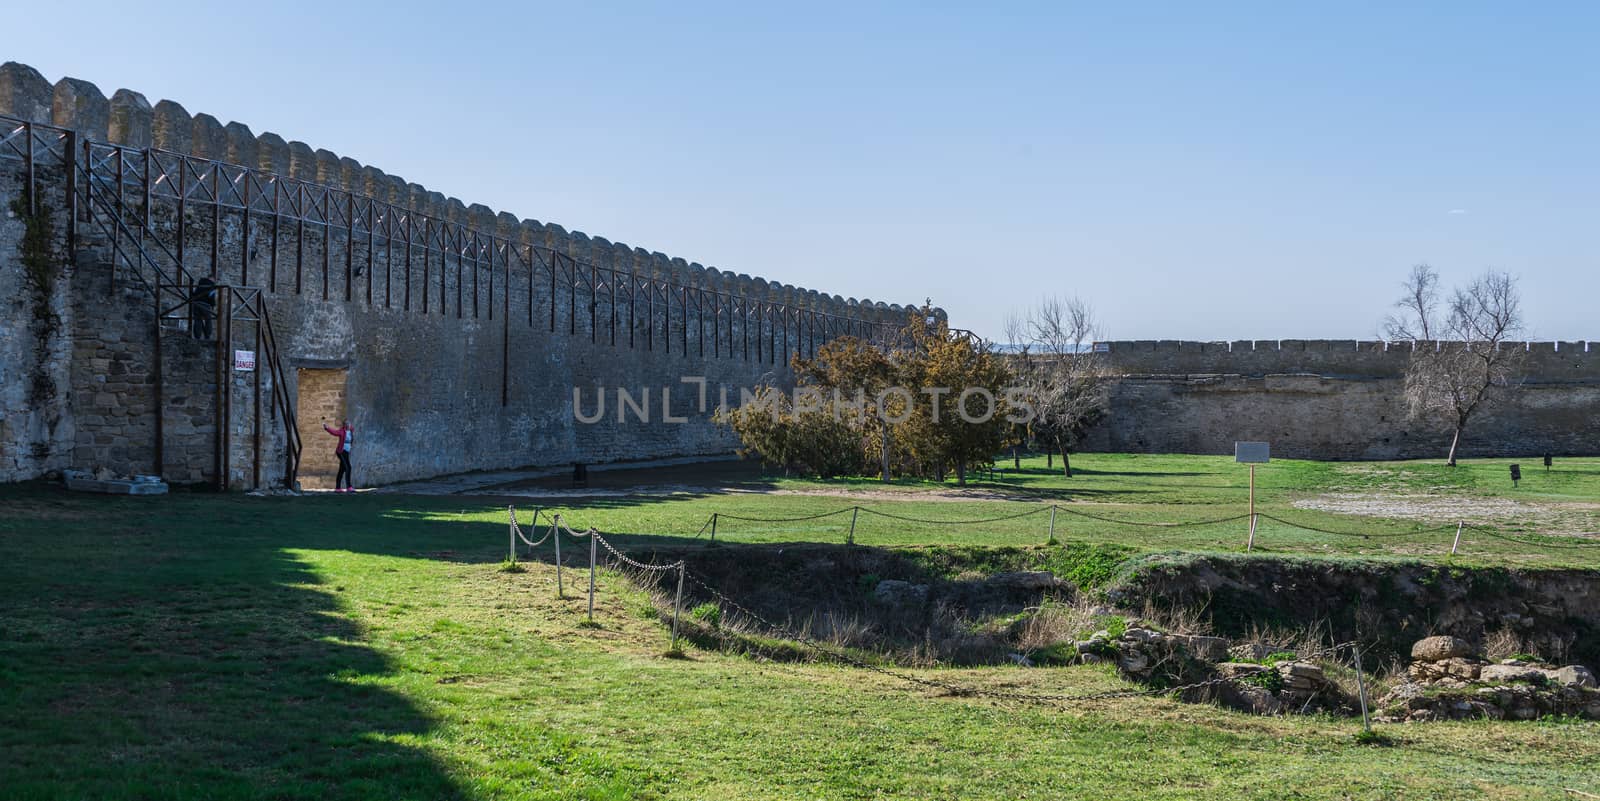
[1074,614,1127,643]
[691,603,723,630]
[1031,642,1079,666]
[1049,543,1136,589]
[1082,639,1119,659]
[1241,667,1284,693]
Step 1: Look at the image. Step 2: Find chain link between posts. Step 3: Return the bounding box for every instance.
[507,506,1384,707]
[508,506,553,551]
[514,502,1600,555]
[1253,512,1460,539]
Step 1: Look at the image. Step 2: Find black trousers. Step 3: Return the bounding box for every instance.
[335,451,352,489]
[193,308,213,340]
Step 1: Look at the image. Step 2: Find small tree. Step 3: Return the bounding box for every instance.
[716,386,868,478]
[1384,265,1525,466]
[900,317,1012,486]
[718,302,1015,486]
[793,335,897,481]
[1005,297,1111,477]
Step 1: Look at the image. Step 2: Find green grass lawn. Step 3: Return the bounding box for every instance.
[3,458,1600,799]
[648,452,1600,506]
[477,454,1600,568]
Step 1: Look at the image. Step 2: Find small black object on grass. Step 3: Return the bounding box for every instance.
[1510,463,1522,487]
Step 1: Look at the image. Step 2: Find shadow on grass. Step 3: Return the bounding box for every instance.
[0,483,468,801]
[478,456,783,497]
[993,464,1225,479]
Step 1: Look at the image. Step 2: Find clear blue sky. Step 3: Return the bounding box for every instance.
[11,1,1597,341]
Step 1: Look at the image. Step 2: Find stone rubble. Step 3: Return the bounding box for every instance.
[1377,637,1600,722]
[1030,624,1599,723]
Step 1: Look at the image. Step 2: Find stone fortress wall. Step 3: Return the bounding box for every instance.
[1084,340,1600,460]
[5,61,1591,484]
[0,62,932,488]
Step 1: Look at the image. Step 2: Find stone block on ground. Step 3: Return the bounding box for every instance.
[1480,664,1548,685]
[1228,643,1273,662]
[1115,649,1150,674]
[1548,665,1596,688]
[872,580,928,607]
[984,571,1064,590]
[1217,682,1283,715]
[1173,634,1230,662]
[1411,635,1474,662]
[1215,662,1270,680]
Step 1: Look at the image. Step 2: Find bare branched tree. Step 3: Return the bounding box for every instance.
[1383,264,1439,342]
[1384,265,1525,466]
[1006,297,1112,477]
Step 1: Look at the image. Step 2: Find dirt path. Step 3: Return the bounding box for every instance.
[1291,493,1600,537]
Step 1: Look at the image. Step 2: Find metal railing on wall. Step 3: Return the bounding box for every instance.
[65,122,904,373]
[2,113,304,489]
[3,111,972,487]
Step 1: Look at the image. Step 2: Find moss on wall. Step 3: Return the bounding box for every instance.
[11,195,62,410]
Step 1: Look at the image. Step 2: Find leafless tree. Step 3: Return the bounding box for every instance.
[1384,265,1525,466]
[1005,297,1112,477]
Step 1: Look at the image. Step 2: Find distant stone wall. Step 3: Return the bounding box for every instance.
[1082,340,1600,460]
[1094,339,1598,381]
[0,61,934,487]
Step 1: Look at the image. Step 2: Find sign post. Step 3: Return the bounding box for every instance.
[1235,442,1270,551]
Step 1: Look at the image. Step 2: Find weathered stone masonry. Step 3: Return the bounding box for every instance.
[1082,340,1600,460]
[12,63,1589,484]
[0,62,927,488]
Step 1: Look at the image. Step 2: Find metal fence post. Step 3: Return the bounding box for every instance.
[848,506,859,545]
[671,564,685,652]
[527,508,542,559]
[554,517,563,598]
[508,505,516,562]
[1450,521,1464,556]
[1353,644,1372,734]
[710,512,718,543]
[587,531,597,623]
[1047,505,1058,545]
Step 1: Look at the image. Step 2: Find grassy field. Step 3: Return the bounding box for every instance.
[474,454,1600,568]
[3,456,1599,799]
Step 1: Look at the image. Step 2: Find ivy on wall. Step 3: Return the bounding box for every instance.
[11,194,62,410]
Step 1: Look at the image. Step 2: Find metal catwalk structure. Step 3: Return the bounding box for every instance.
[2,112,929,490]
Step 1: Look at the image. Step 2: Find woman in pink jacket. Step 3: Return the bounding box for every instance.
[322,419,355,492]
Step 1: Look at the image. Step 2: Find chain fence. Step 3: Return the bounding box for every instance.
[505,504,1383,709]
[498,493,1597,733]
[584,500,1600,557]
[513,498,1600,559]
